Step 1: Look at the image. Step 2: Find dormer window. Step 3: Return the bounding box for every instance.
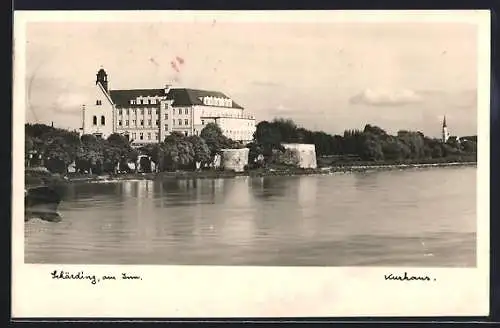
[130,100,135,105]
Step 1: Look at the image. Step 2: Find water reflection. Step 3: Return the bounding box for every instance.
[26,167,477,266]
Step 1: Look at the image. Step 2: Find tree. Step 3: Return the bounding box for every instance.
[272,118,300,143]
[461,139,477,153]
[200,123,228,157]
[187,135,211,169]
[44,136,75,173]
[253,121,283,160]
[360,135,384,161]
[77,134,104,174]
[162,133,195,171]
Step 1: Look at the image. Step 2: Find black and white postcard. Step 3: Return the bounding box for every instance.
[12,10,490,318]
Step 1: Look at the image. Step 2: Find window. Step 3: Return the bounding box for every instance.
[148,119,152,126]
[155,133,159,140]
[141,109,144,115]
[132,133,136,140]
[93,116,97,125]
[164,124,168,131]
[147,133,151,140]
[184,108,188,114]
[201,120,205,125]
[119,109,123,115]
[184,131,188,136]
[151,99,156,105]
[96,100,102,105]
[148,99,152,105]
[140,120,144,126]
[126,109,129,115]
[184,119,189,125]
[101,116,105,125]
[130,100,135,105]
[155,120,159,126]
[132,109,136,115]
[195,130,198,135]
[164,114,168,119]
[140,133,144,140]
[178,109,182,115]
[172,120,175,126]
[132,120,136,126]
[125,120,129,126]
[118,120,122,126]
[148,109,152,115]
[178,119,182,126]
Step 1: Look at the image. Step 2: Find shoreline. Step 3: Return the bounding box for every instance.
[52,161,477,184]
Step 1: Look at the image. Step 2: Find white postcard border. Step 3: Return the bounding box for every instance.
[12,10,491,318]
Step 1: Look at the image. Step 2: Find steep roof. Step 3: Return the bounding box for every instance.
[108,87,244,109]
[166,88,244,109]
[109,89,166,108]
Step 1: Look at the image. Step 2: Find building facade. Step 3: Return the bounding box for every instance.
[81,68,256,147]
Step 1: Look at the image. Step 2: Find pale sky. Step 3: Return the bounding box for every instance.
[24,19,478,137]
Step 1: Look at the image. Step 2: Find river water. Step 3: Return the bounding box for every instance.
[25,166,476,266]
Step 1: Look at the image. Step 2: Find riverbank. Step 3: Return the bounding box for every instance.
[30,160,476,185]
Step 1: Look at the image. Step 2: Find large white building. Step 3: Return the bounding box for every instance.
[81,68,256,147]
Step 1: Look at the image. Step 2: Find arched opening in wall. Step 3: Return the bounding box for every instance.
[101,115,106,125]
[93,116,97,125]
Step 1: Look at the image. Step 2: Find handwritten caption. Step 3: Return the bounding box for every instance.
[51,270,142,285]
[384,271,436,282]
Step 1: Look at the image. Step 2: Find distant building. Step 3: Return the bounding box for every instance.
[81,68,256,147]
[442,115,450,143]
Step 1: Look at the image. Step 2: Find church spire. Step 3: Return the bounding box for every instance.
[442,115,447,128]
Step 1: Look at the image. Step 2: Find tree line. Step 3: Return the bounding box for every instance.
[25,118,477,174]
[248,118,477,165]
[25,123,244,174]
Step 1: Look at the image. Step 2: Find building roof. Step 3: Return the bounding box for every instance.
[109,89,166,108]
[166,88,244,109]
[108,87,244,109]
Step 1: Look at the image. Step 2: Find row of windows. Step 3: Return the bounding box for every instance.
[118,118,191,127]
[173,119,190,126]
[92,115,105,125]
[130,132,159,141]
[130,98,159,105]
[119,108,158,116]
[117,107,192,116]
[118,119,160,127]
[224,130,254,135]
